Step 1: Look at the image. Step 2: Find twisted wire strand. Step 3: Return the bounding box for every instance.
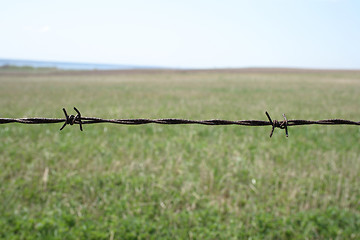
[0,107,359,137]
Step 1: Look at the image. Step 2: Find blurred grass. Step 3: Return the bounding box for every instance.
[0,69,360,239]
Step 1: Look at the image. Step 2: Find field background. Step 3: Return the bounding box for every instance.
[0,68,359,239]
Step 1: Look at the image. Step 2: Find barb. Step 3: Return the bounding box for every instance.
[265,112,289,138]
[60,107,83,131]
[0,107,359,138]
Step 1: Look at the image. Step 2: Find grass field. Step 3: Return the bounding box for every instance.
[0,68,360,239]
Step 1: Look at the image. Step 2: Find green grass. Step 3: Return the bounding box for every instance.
[0,69,360,239]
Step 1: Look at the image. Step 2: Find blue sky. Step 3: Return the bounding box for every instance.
[1,0,360,69]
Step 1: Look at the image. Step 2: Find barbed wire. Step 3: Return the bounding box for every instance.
[0,107,359,137]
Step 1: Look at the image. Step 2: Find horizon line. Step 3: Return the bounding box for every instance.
[1,57,360,71]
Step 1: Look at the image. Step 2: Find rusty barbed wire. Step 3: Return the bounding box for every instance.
[0,107,359,137]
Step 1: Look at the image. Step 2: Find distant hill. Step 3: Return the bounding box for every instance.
[0,59,160,70]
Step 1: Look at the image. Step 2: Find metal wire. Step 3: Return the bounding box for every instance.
[0,107,359,137]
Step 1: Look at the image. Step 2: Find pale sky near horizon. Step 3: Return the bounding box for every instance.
[1,0,360,69]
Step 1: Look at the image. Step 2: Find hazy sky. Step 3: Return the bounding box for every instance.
[1,0,360,69]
